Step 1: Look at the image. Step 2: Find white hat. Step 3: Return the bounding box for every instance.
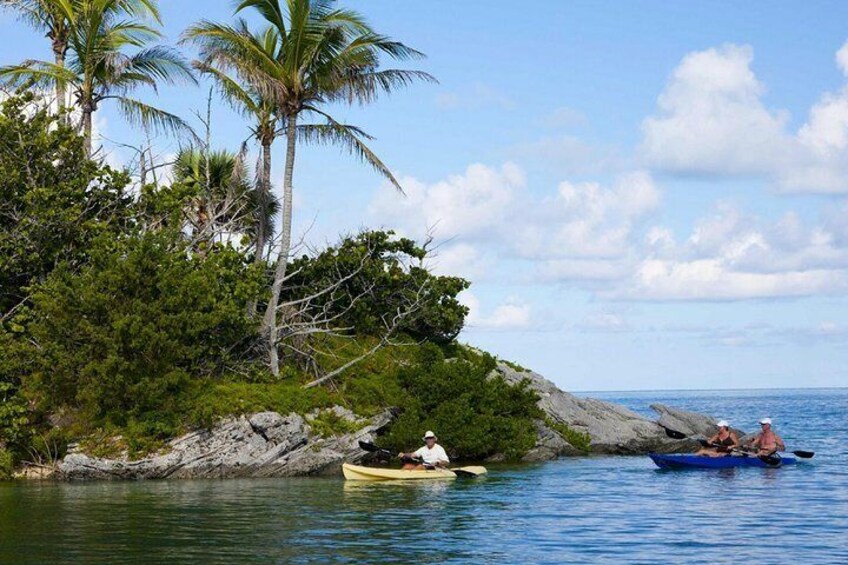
[759,418,772,425]
[423,430,436,440]
[717,420,730,428]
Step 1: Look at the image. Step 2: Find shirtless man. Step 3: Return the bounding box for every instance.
[747,418,785,456]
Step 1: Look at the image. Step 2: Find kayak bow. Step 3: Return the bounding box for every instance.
[342,463,487,481]
[649,453,797,469]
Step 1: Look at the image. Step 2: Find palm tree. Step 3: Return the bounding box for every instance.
[189,0,434,375]
[182,20,281,266]
[0,0,160,115]
[171,147,278,245]
[0,0,193,156]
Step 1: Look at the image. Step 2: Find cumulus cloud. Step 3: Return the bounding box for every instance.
[641,44,791,175]
[369,162,524,242]
[515,171,660,260]
[461,291,532,330]
[615,203,848,300]
[370,163,661,287]
[641,40,848,193]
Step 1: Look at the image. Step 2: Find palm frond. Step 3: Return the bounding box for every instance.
[298,108,403,194]
[115,96,197,141]
[0,59,78,88]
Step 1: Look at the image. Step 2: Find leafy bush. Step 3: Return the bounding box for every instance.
[307,409,364,438]
[0,448,13,481]
[20,230,262,428]
[380,344,542,461]
[0,379,29,449]
[0,92,131,314]
[545,417,591,453]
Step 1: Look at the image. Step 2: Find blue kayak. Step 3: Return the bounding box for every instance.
[649,453,796,469]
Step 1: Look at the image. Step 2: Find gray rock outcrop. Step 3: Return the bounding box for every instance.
[57,408,393,481]
[495,364,697,455]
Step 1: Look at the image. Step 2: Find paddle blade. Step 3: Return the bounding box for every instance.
[358,440,380,452]
[663,427,688,440]
[759,454,782,467]
[792,450,815,458]
[451,466,487,478]
[697,439,710,448]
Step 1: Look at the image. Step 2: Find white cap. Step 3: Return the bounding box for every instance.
[759,418,772,425]
[717,420,730,428]
[423,430,436,439]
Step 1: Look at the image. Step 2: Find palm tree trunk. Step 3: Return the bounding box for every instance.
[52,43,66,116]
[255,136,272,265]
[262,114,297,376]
[82,101,93,157]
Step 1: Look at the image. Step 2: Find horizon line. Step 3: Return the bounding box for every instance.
[571,385,848,394]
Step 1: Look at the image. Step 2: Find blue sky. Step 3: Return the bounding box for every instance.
[3,1,848,391]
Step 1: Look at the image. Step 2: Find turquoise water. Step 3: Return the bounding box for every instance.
[1,388,846,564]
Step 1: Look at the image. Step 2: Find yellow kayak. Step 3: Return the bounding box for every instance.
[342,463,487,481]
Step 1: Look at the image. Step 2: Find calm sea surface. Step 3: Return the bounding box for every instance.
[1,388,846,564]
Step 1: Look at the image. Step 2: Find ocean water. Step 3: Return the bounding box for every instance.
[1,388,846,564]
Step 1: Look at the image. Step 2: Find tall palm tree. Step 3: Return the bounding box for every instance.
[0,0,160,115]
[0,0,193,156]
[189,0,434,375]
[182,20,281,266]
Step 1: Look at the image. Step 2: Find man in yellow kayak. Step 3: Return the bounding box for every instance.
[399,431,450,470]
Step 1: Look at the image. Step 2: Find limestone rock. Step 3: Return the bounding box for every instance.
[495,363,693,455]
[57,407,393,481]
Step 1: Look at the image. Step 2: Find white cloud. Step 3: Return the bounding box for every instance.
[369,162,523,242]
[621,258,847,300]
[516,171,660,261]
[837,42,848,76]
[614,203,848,300]
[461,291,531,330]
[425,242,489,280]
[369,161,848,302]
[641,40,848,193]
[641,44,791,176]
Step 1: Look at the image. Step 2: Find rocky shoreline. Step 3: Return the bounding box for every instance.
[35,363,723,481]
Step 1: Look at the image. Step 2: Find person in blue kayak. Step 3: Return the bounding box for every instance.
[398,430,450,470]
[746,418,785,456]
[695,420,739,457]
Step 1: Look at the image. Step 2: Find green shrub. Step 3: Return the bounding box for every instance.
[307,409,364,438]
[21,230,262,428]
[0,379,29,449]
[0,92,131,315]
[380,344,542,461]
[545,417,592,453]
[0,448,13,480]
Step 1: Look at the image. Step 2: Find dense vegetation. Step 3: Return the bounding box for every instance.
[0,96,550,475]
